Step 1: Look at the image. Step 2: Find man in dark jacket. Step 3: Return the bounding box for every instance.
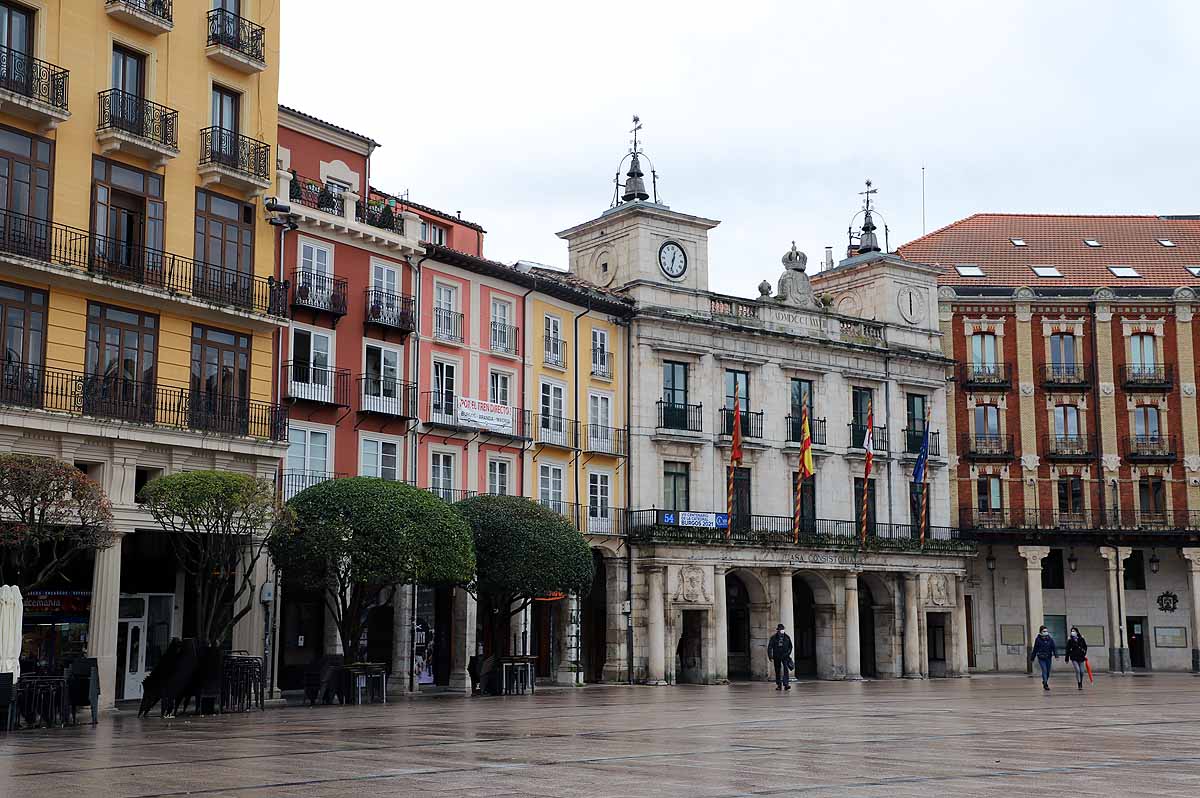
[767,623,793,691]
[1064,627,1088,690]
[1031,625,1057,690]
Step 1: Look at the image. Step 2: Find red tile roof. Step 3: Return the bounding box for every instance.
[897,213,1200,288]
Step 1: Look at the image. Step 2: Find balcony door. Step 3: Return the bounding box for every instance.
[431,360,456,421]
[190,325,249,435]
[111,45,146,135]
[194,190,254,306]
[290,328,331,403]
[1050,333,1076,377]
[1130,334,1156,371]
[730,467,751,530]
[84,303,157,423]
[0,2,33,96]
[1134,405,1160,441]
[364,343,403,415]
[851,386,872,447]
[0,280,45,407]
[93,160,165,286]
[1053,405,1079,438]
[210,85,241,166]
[285,427,329,500]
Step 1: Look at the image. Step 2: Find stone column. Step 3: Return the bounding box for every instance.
[777,568,795,637]
[1098,545,1131,672]
[231,541,270,658]
[342,190,359,224]
[902,573,922,678]
[389,584,414,695]
[1018,545,1049,674]
[953,574,970,676]
[645,567,666,684]
[844,572,861,680]
[449,588,477,694]
[1182,550,1200,673]
[87,532,124,710]
[602,555,628,683]
[713,566,729,683]
[556,593,582,686]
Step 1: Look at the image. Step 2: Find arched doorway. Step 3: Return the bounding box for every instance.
[725,573,752,679]
[859,579,877,678]
[582,550,608,683]
[792,577,817,677]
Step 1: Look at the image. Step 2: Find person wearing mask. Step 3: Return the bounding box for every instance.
[1031,625,1057,690]
[1064,626,1088,690]
[767,623,793,691]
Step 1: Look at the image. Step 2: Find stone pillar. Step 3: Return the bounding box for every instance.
[231,542,270,658]
[401,210,422,241]
[902,573,922,678]
[1018,546,1049,674]
[953,574,970,676]
[713,566,729,683]
[1183,550,1200,673]
[389,584,414,695]
[342,190,359,224]
[777,568,795,637]
[844,572,861,680]
[323,601,343,655]
[556,593,582,686]
[449,588,477,694]
[602,555,628,683]
[87,533,124,710]
[1099,545,1131,672]
[645,567,666,684]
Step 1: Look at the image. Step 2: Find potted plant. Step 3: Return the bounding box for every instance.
[376,204,395,230]
[317,185,337,212]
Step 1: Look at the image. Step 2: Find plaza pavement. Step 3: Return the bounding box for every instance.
[2,672,1199,797]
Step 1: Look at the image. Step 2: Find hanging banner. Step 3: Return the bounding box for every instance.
[661,511,729,529]
[457,397,513,434]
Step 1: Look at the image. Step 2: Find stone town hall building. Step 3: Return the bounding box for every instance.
[557,150,976,683]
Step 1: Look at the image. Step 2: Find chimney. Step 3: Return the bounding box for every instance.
[824,246,834,270]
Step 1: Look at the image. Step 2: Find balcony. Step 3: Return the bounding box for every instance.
[364,287,415,336]
[962,433,1014,460]
[849,423,889,453]
[0,361,286,441]
[433,308,464,344]
[281,470,343,502]
[544,335,567,368]
[290,174,345,216]
[0,44,70,129]
[534,415,578,449]
[489,321,520,356]
[198,126,271,193]
[785,415,827,446]
[960,362,1010,390]
[105,0,173,34]
[96,89,178,165]
[290,269,347,323]
[582,424,628,457]
[355,200,408,236]
[720,407,764,438]
[959,508,1200,543]
[358,375,416,419]
[541,500,627,537]
[657,400,703,433]
[591,348,613,379]
[428,487,478,504]
[1041,363,1090,390]
[0,208,285,320]
[903,427,941,457]
[1045,434,1094,461]
[419,391,530,439]
[206,8,266,73]
[1121,364,1173,391]
[1124,434,1177,463]
[283,362,351,407]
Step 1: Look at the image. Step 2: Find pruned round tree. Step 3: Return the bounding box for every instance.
[0,454,115,593]
[455,495,594,656]
[269,477,475,663]
[140,470,282,647]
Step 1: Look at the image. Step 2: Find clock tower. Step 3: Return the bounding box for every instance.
[556,118,719,298]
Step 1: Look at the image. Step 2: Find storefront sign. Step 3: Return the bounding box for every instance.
[457,397,513,434]
[24,591,91,618]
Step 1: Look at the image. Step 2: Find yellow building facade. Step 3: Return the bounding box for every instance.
[0,1,284,707]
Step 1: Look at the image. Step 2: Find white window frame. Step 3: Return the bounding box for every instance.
[489,368,514,406]
[362,339,405,414]
[587,391,613,452]
[487,456,513,496]
[421,220,447,246]
[371,259,399,294]
[360,433,403,481]
[285,423,334,500]
[587,469,613,534]
[539,462,565,514]
[430,449,457,501]
[297,237,335,308]
[289,322,335,403]
[544,314,563,366]
[539,378,567,444]
[433,280,459,341]
[591,328,609,376]
[490,296,514,352]
[430,358,459,424]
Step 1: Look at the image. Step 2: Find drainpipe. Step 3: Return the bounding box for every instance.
[883,352,894,528]
[519,282,536,500]
[624,316,634,684]
[572,301,592,516]
[407,252,428,694]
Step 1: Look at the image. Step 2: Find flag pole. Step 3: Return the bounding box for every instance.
[918,405,932,547]
[860,398,873,547]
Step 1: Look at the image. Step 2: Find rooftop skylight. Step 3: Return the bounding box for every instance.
[1083,239,1101,247]
[1107,265,1141,278]
[1158,239,1176,247]
[1186,266,1200,277]
[1031,265,1062,278]
[955,264,985,277]
[1010,238,1026,247]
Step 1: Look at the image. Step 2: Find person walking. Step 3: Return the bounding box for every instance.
[1065,626,1089,690]
[1031,625,1057,690]
[767,623,793,691]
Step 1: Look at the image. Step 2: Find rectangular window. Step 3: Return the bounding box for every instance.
[794,471,816,533]
[490,298,513,352]
[588,472,612,532]
[361,437,399,481]
[975,404,1001,437]
[431,360,456,418]
[190,324,250,435]
[1057,476,1084,514]
[591,328,610,376]
[731,467,751,528]
[0,123,52,221]
[433,283,457,340]
[663,361,688,405]
[0,279,46,368]
[419,220,446,245]
[1130,333,1156,368]
[1138,476,1166,516]
[971,332,997,366]
[1041,549,1065,590]
[430,452,455,499]
[84,303,158,413]
[906,393,927,430]
[724,370,749,410]
[1050,333,1076,367]
[977,475,1002,513]
[539,463,564,512]
[790,378,814,418]
[371,261,398,295]
[291,327,330,377]
[909,482,930,534]
[540,381,566,443]
[285,427,328,499]
[487,459,510,496]
[194,189,254,301]
[1054,405,1080,438]
[211,84,240,133]
[851,386,873,447]
[544,315,564,366]
[854,477,877,536]
[364,343,401,400]
[663,461,689,512]
[1124,550,1147,591]
[1134,405,1161,439]
[488,370,510,406]
[589,393,611,429]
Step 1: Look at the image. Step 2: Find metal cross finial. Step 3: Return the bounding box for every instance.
[859,179,877,211]
[631,115,642,153]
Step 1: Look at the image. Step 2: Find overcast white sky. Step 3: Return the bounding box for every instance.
[281,0,1199,296]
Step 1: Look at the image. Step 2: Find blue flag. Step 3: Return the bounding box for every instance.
[912,423,930,485]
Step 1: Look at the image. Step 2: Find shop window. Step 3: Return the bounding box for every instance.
[1041,549,1065,590]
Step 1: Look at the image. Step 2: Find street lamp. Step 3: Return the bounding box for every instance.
[1150,550,1161,574]
[986,548,996,571]
[1067,549,1078,573]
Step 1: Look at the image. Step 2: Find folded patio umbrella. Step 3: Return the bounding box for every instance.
[1085,658,1094,683]
[0,586,21,681]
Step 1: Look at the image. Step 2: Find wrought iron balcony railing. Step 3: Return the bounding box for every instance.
[358,375,416,418]
[428,487,478,504]
[490,321,520,355]
[206,8,265,65]
[1121,364,1173,390]
[199,126,271,183]
[364,287,414,333]
[591,348,613,378]
[534,414,578,448]
[0,361,285,440]
[582,424,628,456]
[1045,434,1093,460]
[849,423,889,452]
[433,308,464,343]
[281,470,343,501]
[282,362,351,407]
[544,335,566,368]
[1123,434,1177,461]
[785,415,826,445]
[960,362,1010,389]
[355,200,406,235]
[903,427,941,456]
[1041,363,1090,388]
[0,43,69,111]
[657,400,702,433]
[290,269,347,318]
[959,508,1200,538]
[627,509,961,548]
[962,433,1014,459]
[720,407,764,438]
[289,173,344,215]
[106,0,172,24]
[97,89,177,149]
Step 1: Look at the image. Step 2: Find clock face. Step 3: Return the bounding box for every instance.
[897,287,927,324]
[659,241,687,279]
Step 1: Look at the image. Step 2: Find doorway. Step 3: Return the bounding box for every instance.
[725,573,752,678]
[927,612,948,677]
[676,610,705,683]
[1127,616,1148,669]
[115,593,174,701]
[792,577,817,676]
[582,551,607,682]
[532,597,560,679]
[859,580,877,678]
[965,595,976,668]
